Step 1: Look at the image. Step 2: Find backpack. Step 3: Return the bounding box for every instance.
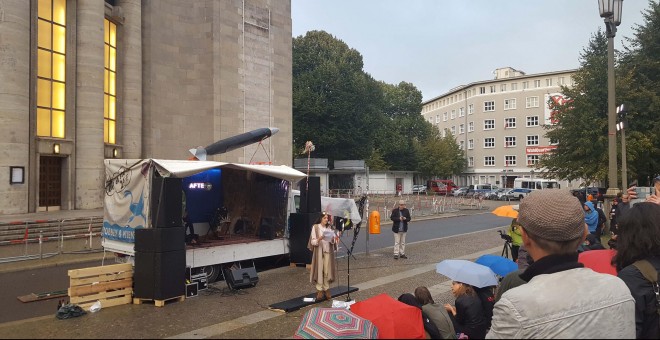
[632,259,660,327]
[475,285,496,328]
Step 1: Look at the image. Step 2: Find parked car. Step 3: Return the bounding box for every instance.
[506,188,532,200]
[486,188,508,200]
[412,184,426,194]
[452,187,468,196]
[498,189,514,200]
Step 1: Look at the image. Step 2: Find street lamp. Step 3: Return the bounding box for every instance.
[599,0,623,198]
[616,104,628,188]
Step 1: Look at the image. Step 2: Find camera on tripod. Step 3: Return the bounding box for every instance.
[498,230,513,243]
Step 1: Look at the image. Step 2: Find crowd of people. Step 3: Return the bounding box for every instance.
[305,177,660,339]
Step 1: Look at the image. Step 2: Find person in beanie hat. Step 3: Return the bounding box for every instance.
[487,189,635,339]
[390,199,411,259]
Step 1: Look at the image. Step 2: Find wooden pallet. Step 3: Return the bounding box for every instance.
[133,295,185,307]
[68,263,133,311]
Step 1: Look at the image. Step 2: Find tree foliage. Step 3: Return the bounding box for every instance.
[415,130,466,179]
[293,31,384,163]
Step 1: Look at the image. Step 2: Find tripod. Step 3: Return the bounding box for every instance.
[501,240,512,259]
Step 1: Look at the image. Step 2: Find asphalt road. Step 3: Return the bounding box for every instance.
[0,213,512,324]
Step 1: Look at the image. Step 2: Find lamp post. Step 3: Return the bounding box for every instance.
[616,104,628,189]
[599,0,623,198]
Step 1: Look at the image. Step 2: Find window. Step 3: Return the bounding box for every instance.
[522,81,529,89]
[546,78,553,87]
[435,114,439,123]
[459,107,465,117]
[468,121,474,132]
[450,126,456,135]
[490,85,496,93]
[451,110,456,119]
[526,96,539,108]
[468,104,474,114]
[484,119,495,130]
[558,77,565,85]
[468,157,474,167]
[459,124,465,134]
[505,155,517,166]
[526,116,539,127]
[504,117,516,128]
[442,129,446,138]
[527,135,539,146]
[484,156,495,166]
[484,101,495,112]
[527,155,540,166]
[504,99,516,110]
[505,136,516,147]
[459,140,465,149]
[511,83,518,90]
[550,138,559,145]
[484,138,495,148]
[534,80,541,88]
[37,0,67,138]
[103,19,119,144]
[500,84,507,92]
[443,112,448,121]
[480,86,486,94]
[468,139,474,149]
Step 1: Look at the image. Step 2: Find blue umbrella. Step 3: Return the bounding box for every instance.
[475,254,518,277]
[436,259,499,288]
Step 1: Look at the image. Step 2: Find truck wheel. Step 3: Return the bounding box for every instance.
[201,265,221,283]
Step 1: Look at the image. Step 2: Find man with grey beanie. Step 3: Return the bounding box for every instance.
[486,189,635,339]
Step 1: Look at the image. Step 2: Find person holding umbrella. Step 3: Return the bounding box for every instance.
[487,189,635,339]
[508,218,523,262]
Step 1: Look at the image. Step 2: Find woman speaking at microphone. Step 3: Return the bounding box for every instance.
[307,212,338,302]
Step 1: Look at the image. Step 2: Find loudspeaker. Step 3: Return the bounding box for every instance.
[135,227,185,253]
[151,176,183,228]
[288,212,321,264]
[223,266,259,290]
[259,217,275,240]
[134,249,186,300]
[186,282,198,298]
[299,177,321,213]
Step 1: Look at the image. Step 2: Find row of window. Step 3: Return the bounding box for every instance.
[467,155,540,167]
[454,135,544,150]
[439,116,542,135]
[423,77,570,113]
[36,0,119,145]
[431,96,542,122]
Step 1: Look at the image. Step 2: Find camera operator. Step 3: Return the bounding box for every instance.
[508,218,523,262]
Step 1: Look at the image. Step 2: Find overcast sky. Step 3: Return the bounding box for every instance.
[292,0,650,101]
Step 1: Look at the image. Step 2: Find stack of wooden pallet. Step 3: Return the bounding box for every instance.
[68,263,133,311]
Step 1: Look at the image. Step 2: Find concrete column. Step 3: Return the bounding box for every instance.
[0,0,30,214]
[116,0,141,158]
[75,0,105,209]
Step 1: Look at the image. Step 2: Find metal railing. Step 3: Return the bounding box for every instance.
[0,216,103,263]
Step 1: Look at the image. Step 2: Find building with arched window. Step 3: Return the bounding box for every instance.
[0,0,293,214]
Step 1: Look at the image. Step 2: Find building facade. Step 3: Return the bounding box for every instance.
[0,0,293,214]
[422,67,575,189]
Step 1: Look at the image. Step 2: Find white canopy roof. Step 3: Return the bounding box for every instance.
[147,159,307,182]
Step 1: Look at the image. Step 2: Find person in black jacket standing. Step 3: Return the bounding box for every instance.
[391,199,411,259]
[614,202,660,339]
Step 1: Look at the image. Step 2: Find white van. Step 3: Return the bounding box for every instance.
[514,178,560,190]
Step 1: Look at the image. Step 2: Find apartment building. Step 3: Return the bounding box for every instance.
[0,0,293,214]
[421,67,575,189]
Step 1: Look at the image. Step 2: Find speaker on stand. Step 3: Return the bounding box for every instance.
[299,176,321,214]
[289,212,321,264]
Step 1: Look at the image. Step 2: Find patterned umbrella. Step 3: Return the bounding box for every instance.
[294,307,379,339]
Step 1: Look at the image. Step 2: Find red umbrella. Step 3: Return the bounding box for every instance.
[578,249,617,275]
[350,294,425,339]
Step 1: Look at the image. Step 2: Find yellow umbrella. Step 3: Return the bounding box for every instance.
[491,205,519,218]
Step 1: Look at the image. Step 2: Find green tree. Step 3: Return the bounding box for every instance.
[375,81,434,170]
[539,30,610,184]
[365,149,389,171]
[293,31,384,164]
[415,130,466,178]
[616,0,660,185]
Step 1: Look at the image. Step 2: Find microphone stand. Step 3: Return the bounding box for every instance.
[336,235,355,302]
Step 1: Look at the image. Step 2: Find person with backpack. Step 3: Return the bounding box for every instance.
[614,202,660,339]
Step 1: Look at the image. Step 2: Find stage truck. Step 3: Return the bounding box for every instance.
[102,158,362,283]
